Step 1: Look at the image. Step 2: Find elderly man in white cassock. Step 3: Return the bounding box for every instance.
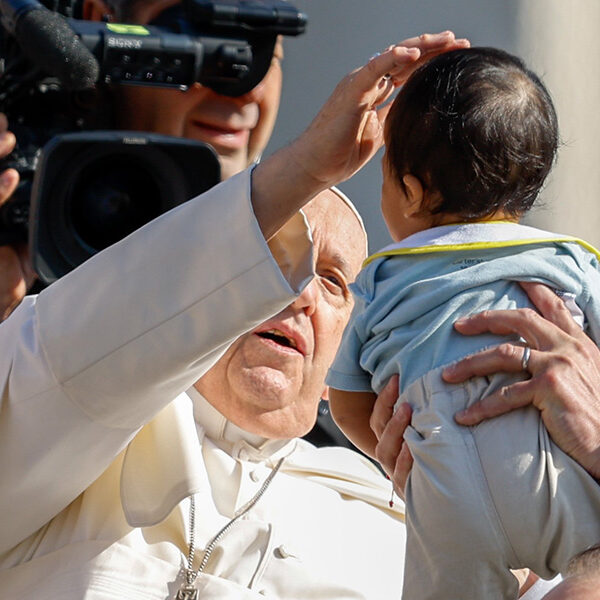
[0,31,476,599]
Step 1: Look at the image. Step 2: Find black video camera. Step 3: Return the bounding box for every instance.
[0,0,306,283]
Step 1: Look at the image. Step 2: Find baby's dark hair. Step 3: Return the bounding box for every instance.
[384,47,559,220]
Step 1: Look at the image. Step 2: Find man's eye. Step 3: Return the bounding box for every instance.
[321,273,344,294]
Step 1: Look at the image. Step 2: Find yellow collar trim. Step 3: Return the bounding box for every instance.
[364,236,600,267]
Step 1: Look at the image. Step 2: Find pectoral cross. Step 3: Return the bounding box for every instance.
[176,584,198,600]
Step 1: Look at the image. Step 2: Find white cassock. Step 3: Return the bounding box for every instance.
[0,169,407,599]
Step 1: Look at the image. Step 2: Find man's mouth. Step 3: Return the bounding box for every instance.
[256,329,300,352]
[194,122,239,134]
[189,121,250,149]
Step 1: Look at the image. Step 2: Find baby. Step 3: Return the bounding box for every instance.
[327,47,600,599]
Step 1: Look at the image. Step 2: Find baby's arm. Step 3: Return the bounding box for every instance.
[329,388,379,458]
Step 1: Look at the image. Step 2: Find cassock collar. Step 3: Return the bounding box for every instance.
[188,385,297,463]
[120,388,296,527]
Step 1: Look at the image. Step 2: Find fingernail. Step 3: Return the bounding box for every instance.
[0,171,13,188]
[442,365,456,379]
[455,410,474,425]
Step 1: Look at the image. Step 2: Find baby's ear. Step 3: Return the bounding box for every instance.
[402,174,425,216]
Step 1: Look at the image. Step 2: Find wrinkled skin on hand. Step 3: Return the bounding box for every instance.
[444,281,600,480]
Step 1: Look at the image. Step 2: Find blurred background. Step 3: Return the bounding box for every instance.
[265,0,600,252]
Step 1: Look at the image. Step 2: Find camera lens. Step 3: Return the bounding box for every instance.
[69,155,162,252]
[30,132,220,283]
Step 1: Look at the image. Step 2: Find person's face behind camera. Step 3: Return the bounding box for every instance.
[194,190,367,439]
[82,0,283,180]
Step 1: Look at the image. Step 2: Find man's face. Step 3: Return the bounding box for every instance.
[195,190,367,439]
[90,0,283,180]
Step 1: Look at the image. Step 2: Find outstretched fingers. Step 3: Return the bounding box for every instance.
[453,282,591,353]
[396,30,469,54]
[443,343,532,382]
[454,379,537,425]
[358,31,471,106]
[387,31,470,85]
[453,306,567,353]
[520,281,586,337]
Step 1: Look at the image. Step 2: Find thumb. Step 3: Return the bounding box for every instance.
[357,110,385,165]
[0,169,19,206]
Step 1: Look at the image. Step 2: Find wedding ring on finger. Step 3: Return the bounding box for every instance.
[521,346,531,371]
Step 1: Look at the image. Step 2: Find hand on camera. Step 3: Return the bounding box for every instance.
[0,114,36,321]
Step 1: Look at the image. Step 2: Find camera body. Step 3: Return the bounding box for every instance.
[0,0,306,282]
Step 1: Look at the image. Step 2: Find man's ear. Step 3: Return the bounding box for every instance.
[402,174,425,217]
[81,0,113,21]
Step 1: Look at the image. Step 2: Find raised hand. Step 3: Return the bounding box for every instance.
[252,31,469,239]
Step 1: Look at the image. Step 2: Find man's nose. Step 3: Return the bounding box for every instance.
[233,78,267,104]
[291,279,318,316]
[188,78,266,104]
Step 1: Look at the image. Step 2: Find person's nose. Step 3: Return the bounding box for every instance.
[291,279,318,317]
[233,78,267,104]
[188,79,266,104]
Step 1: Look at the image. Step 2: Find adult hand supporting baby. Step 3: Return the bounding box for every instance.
[444,281,600,480]
[371,282,600,498]
[370,375,413,499]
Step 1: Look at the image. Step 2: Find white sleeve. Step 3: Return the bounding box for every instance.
[0,168,313,551]
[518,575,562,600]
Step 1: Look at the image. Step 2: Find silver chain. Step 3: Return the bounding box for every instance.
[176,456,285,598]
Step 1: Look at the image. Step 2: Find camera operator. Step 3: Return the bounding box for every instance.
[0,0,286,320]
